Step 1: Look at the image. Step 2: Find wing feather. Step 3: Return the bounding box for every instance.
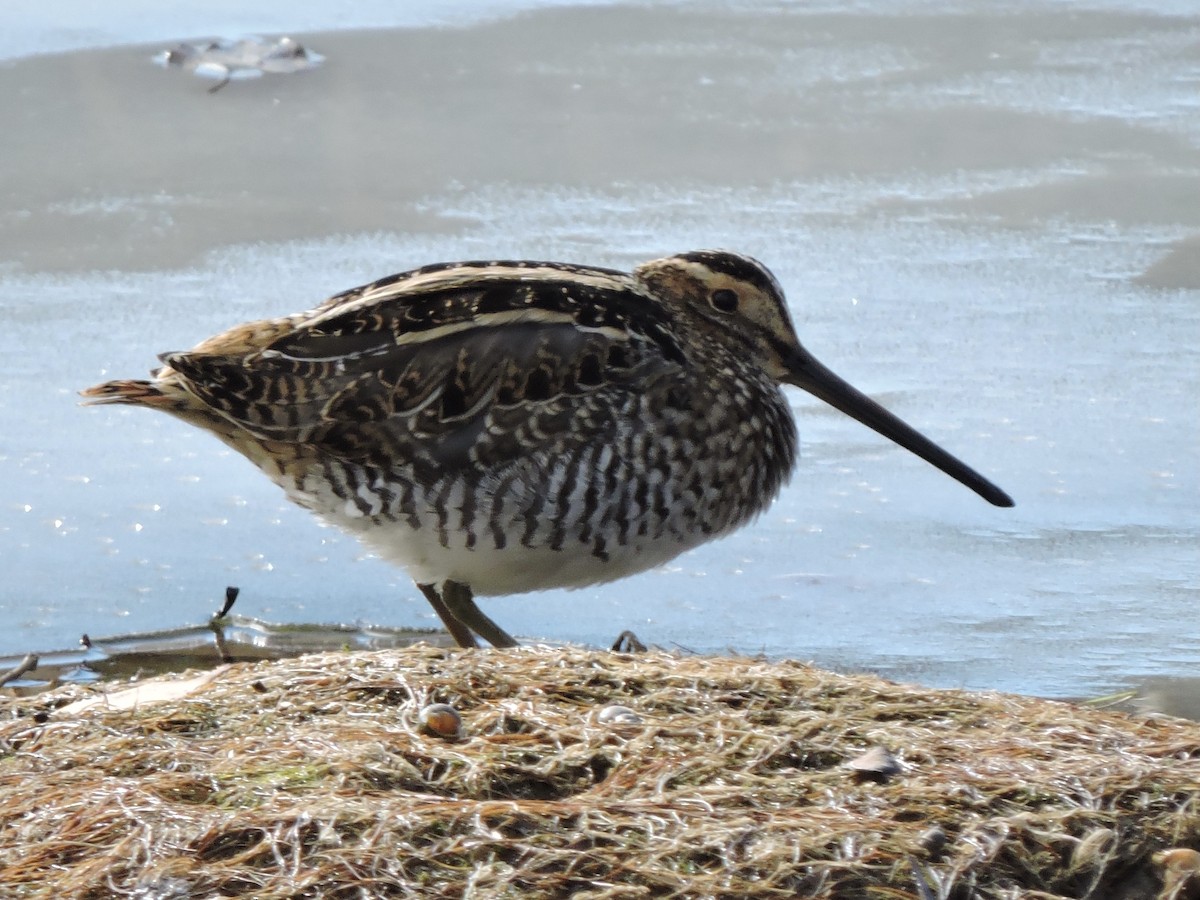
[164,315,675,474]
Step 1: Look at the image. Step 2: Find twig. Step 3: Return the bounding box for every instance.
[610,630,648,653]
[209,586,240,664]
[216,586,239,618]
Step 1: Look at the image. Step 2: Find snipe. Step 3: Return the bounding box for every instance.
[83,251,1012,647]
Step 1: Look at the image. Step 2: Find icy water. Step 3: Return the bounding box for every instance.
[1,1,1197,701]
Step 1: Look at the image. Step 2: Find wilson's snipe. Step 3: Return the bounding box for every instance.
[83,251,1012,648]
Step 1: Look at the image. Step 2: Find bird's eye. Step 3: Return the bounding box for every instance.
[709,289,739,313]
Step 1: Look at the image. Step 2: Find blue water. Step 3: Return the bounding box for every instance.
[0,1,1197,699]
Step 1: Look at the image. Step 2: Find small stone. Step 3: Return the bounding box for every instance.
[916,826,948,857]
[418,703,462,738]
[596,704,643,726]
[845,745,902,783]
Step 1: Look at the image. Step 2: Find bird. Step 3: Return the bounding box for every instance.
[82,250,1013,648]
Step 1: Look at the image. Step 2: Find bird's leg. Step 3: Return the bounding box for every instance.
[416,582,519,649]
[417,582,478,648]
[441,580,519,649]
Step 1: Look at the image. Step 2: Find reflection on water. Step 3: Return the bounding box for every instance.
[0,2,1196,702]
[0,612,452,699]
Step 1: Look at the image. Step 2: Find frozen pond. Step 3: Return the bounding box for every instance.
[1,1,1197,700]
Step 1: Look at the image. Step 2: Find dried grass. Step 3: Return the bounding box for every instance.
[1,646,1197,898]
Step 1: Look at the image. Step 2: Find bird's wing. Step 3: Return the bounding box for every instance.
[161,273,685,473]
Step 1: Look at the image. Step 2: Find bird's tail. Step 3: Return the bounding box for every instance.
[82,374,258,459]
[80,379,181,409]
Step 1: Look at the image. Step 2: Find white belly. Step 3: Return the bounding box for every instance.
[277,463,733,595]
[359,517,704,594]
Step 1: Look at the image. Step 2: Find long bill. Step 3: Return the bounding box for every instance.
[783,348,1014,508]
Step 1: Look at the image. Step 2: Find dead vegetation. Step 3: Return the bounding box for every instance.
[0,645,1197,898]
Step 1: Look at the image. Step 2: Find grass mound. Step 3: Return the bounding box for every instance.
[1,646,1197,898]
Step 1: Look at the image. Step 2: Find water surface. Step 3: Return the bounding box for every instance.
[1,1,1197,699]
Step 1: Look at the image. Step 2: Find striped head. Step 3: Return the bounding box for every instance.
[633,250,802,384]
